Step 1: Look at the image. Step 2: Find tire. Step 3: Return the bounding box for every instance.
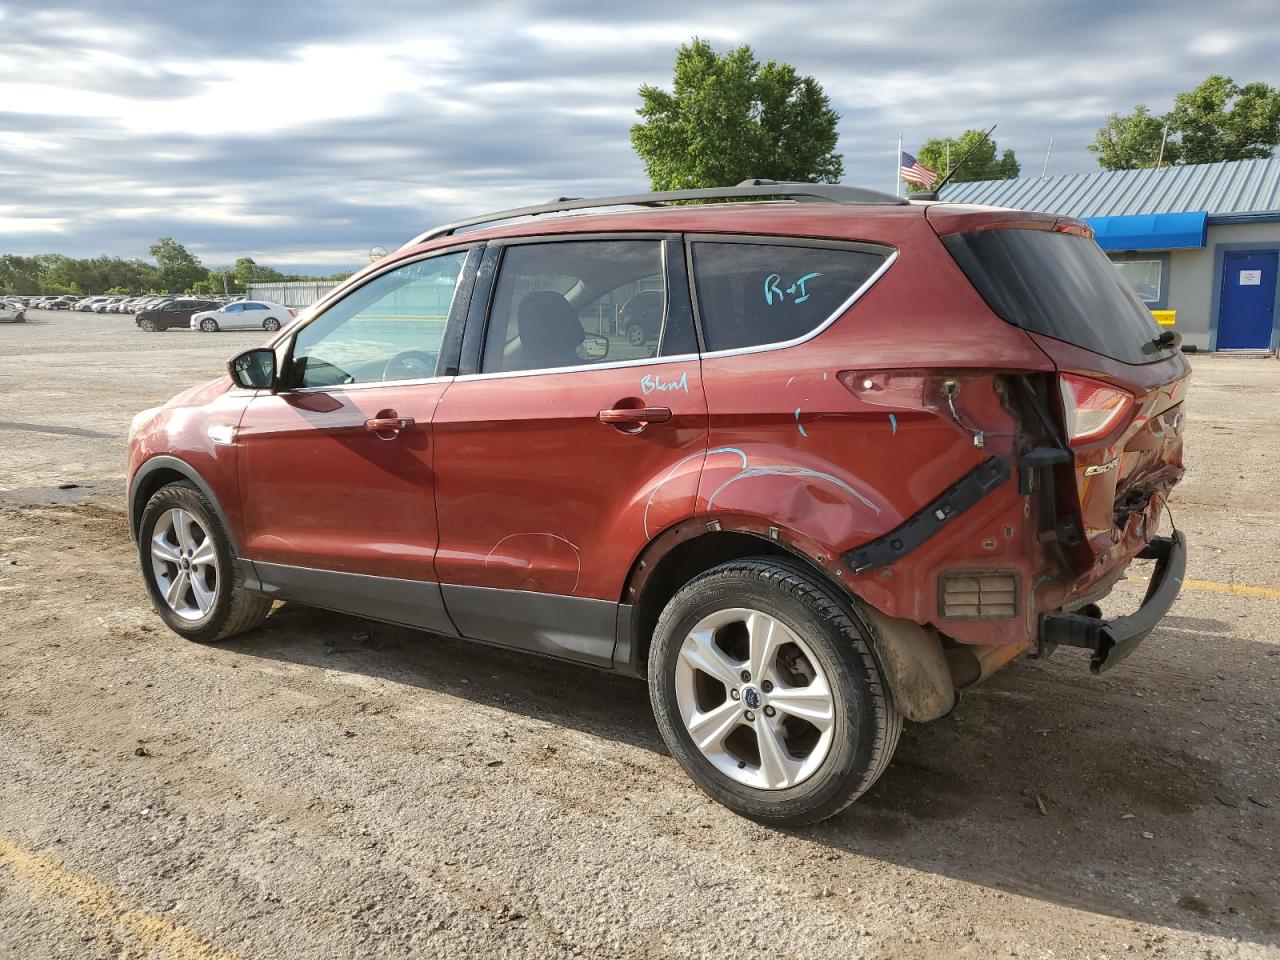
[199,318,218,332]
[626,323,647,346]
[138,481,271,643]
[139,317,156,332]
[263,317,281,332]
[648,557,901,826]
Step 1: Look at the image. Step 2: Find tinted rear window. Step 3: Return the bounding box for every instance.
[690,240,889,352]
[942,228,1175,364]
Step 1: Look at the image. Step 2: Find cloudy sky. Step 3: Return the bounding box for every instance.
[1,0,1277,272]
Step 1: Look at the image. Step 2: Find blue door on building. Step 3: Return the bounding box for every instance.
[1218,250,1277,349]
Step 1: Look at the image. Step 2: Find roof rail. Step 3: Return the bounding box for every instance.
[402,179,908,247]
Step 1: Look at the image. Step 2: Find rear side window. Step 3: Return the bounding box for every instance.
[690,240,889,352]
[942,228,1175,364]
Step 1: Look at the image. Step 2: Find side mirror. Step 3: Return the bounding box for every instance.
[578,333,610,361]
[228,348,278,391]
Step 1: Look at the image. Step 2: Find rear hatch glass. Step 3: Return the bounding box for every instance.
[942,228,1177,365]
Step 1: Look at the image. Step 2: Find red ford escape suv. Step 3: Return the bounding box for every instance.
[127,181,1188,825]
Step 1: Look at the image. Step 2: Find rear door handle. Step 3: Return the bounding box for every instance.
[598,406,672,425]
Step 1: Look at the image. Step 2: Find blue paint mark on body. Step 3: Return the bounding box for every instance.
[794,407,808,438]
[641,371,689,396]
[889,413,898,435]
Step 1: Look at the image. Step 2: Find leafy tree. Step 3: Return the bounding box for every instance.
[0,255,44,294]
[631,38,843,189]
[1089,105,1170,170]
[148,237,208,293]
[914,130,1019,190]
[1170,75,1280,164]
[1090,75,1280,170]
[233,256,286,287]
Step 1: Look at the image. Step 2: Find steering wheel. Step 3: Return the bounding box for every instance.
[381,350,438,381]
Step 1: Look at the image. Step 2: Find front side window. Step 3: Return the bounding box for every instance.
[290,251,469,388]
[481,240,683,374]
[1112,259,1162,303]
[690,240,890,352]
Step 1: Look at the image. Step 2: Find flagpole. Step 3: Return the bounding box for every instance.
[1041,136,1054,178]
[896,134,903,197]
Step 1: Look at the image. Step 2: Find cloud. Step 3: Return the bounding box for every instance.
[1,0,1277,271]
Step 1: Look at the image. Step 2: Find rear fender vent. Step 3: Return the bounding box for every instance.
[940,571,1019,620]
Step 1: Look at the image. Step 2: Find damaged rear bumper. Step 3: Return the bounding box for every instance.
[1038,531,1187,674]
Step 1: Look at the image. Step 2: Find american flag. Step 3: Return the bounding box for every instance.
[899,151,937,188]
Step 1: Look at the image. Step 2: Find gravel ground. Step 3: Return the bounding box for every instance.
[1,310,1277,959]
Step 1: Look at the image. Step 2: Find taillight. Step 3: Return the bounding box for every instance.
[1058,373,1133,446]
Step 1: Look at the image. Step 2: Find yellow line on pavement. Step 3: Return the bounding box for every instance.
[1182,579,1280,601]
[0,834,239,960]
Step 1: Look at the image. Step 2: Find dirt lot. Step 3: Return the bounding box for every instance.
[1,309,1277,959]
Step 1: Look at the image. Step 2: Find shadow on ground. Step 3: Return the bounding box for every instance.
[226,601,1279,947]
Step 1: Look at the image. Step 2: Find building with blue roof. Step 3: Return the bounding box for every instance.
[941,158,1280,352]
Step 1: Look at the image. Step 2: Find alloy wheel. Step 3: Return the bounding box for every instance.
[674,607,835,790]
[150,508,218,621]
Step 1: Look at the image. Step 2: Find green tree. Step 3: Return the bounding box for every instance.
[148,237,208,293]
[233,256,285,288]
[914,129,1020,190]
[1090,75,1280,170]
[1088,105,1171,170]
[630,38,843,190]
[1169,75,1280,164]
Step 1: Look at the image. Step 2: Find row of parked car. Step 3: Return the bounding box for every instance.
[3,293,297,333]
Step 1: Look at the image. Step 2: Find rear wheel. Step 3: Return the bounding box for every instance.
[263,317,281,332]
[648,558,901,825]
[626,323,647,345]
[199,318,218,332]
[138,482,271,642]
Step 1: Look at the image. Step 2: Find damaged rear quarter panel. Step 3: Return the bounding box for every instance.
[695,219,1056,646]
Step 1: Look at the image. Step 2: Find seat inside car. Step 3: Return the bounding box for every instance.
[514,291,586,371]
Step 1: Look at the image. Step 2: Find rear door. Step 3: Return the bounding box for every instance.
[234,248,478,632]
[431,235,706,665]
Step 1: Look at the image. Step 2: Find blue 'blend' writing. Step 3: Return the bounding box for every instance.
[641,371,689,395]
[764,271,823,305]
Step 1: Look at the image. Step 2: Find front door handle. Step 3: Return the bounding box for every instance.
[365,414,415,437]
[598,406,672,426]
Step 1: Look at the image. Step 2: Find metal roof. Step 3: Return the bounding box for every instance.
[939,158,1280,219]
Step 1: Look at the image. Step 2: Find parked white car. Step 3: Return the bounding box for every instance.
[189,300,295,333]
[0,300,26,322]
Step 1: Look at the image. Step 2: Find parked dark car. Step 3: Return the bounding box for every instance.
[619,288,663,345]
[135,298,220,332]
[126,181,1189,825]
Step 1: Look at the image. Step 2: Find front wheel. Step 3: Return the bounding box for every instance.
[139,317,156,332]
[648,558,901,826]
[199,318,218,332]
[626,323,647,345]
[263,317,281,332]
[138,482,271,642]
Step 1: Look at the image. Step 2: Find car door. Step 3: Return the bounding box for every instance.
[234,247,479,633]
[228,302,257,329]
[431,235,707,666]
